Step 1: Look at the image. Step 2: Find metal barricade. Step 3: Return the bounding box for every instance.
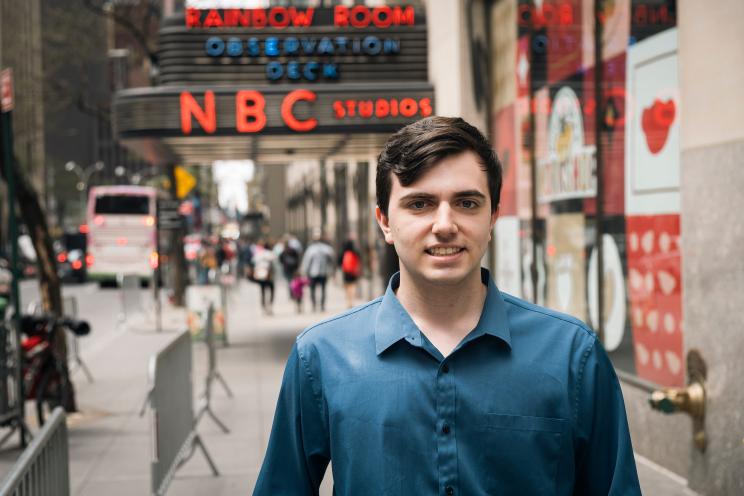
[0,407,69,496]
[26,296,93,383]
[195,304,232,433]
[118,273,146,328]
[140,330,219,496]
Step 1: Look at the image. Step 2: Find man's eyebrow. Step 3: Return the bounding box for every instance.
[397,190,487,205]
[398,192,437,204]
[452,190,487,199]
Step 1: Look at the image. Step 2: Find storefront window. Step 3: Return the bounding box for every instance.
[492,0,681,386]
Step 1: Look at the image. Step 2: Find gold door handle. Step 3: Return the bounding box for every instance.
[648,349,707,452]
[649,382,705,417]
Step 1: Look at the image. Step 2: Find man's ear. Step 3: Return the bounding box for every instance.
[489,206,499,240]
[375,206,395,245]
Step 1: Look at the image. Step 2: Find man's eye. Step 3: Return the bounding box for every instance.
[460,200,477,209]
[410,200,428,209]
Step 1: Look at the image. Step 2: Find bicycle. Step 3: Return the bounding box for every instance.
[19,314,90,425]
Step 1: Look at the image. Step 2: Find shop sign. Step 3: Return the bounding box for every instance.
[517,1,574,27]
[185,5,415,29]
[157,5,425,85]
[537,86,597,203]
[180,89,433,134]
[114,85,435,138]
[1,68,13,113]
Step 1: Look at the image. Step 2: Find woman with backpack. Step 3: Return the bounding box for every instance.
[339,239,362,309]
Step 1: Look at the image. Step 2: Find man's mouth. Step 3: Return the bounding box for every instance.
[425,246,464,256]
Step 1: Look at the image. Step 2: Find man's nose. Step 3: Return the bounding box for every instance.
[432,203,458,236]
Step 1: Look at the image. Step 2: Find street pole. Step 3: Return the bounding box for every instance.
[1,105,20,323]
[1,77,27,447]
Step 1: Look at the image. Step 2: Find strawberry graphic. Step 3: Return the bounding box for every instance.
[642,99,676,154]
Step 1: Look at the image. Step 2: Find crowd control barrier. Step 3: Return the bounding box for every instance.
[118,273,147,329]
[195,304,232,433]
[27,295,93,383]
[0,407,69,496]
[141,330,219,496]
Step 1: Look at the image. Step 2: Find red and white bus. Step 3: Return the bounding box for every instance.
[86,185,158,283]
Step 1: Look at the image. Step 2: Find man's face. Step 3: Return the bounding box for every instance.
[376,150,498,288]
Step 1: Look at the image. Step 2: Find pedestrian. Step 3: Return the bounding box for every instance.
[279,235,302,297]
[254,116,641,495]
[300,229,335,312]
[339,238,362,308]
[197,240,217,284]
[237,238,253,280]
[289,270,309,313]
[251,240,276,316]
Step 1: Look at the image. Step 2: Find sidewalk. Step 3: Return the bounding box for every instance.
[2,277,349,495]
[1,276,696,495]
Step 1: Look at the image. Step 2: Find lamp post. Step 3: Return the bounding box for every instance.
[64,160,104,221]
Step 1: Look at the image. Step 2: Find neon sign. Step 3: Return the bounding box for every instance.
[178,89,432,134]
[185,6,415,29]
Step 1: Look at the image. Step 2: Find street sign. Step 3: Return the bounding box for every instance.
[157,199,184,230]
[175,166,197,199]
[1,69,13,113]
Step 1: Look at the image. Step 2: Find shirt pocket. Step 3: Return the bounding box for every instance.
[478,414,566,496]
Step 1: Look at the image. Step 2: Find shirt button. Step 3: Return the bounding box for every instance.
[442,364,449,373]
[442,423,451,434]
[445,486,454,495]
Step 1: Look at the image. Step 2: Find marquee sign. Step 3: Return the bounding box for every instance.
[114,84,434,138]
[157,5,427,85]
[113,5,432,163]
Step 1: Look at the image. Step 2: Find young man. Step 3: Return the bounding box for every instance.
[254,117,641,495]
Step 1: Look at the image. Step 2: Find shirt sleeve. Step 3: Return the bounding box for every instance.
[253,342,330,495]
[573,338,642,496]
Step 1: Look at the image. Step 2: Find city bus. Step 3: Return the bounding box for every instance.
[86,185,159,284]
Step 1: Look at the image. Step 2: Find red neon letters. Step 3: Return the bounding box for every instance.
[186,8,315,29]
[180,89,318,134]
[332,97,432,119]
[236,90,267,132]
[185,6,415,29]
[180,91,216,134]
[281,89,318,132]
[333,5,415,28]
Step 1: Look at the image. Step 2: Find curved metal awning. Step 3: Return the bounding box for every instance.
[113,81,434,165]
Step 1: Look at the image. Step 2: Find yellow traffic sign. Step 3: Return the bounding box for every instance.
[175,166,196,199]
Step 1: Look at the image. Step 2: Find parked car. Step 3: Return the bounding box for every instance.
[56,232,89,284]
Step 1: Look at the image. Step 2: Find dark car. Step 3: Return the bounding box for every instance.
[56,232,89,284]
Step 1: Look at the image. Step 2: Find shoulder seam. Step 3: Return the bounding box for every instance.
[295,344,325,416]
[502,293,596,338]
[574,339,597,426]
[297,297,383,341]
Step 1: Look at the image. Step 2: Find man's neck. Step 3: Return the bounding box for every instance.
[395,268,488,356]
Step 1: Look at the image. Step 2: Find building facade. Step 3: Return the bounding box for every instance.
[485,0,743,493]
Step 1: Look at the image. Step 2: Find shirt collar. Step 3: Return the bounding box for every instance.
[374,268,512,356]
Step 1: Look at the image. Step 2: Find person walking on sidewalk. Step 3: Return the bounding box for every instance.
[339,238,362,308]
[279,235,302,298]
[300,230,335,312]
[251,240,276,316]
[254,117,641,495]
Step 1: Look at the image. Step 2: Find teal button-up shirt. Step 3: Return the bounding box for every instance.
[254,270,641,495]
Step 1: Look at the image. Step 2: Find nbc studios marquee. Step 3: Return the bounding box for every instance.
[113,4,434,165]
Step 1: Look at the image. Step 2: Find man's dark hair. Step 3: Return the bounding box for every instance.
[376,116,502,215]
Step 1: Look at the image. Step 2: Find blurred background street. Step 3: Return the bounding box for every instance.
[2,0,744,494]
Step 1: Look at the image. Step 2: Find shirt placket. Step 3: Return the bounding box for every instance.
[436,360,458,495]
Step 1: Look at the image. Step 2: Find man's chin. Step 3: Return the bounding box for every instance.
[409,267,475,288]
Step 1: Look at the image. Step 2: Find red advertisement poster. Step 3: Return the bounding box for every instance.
[626,214,684,387]
[494,105,518,216]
